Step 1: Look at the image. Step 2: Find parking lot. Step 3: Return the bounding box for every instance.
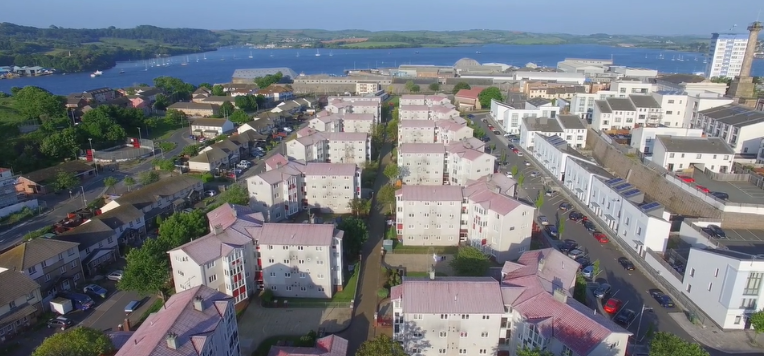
[681,171,764,204]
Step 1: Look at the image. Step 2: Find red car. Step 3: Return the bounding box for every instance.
[603,298,622,314]
[695,185,710,193]
[512,148,520,154]
[488,125,495,131]
[677,175,695,183]
[593,232,609,243]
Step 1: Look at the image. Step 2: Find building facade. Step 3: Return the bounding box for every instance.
[692,104,764,156]
[630,126,705,154]
[652,136,734,173]
[0,239,84,297]
[398,144,446,185]
[706,32,750,78]
[287,131,370,165]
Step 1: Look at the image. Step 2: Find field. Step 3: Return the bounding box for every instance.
[0,97,25,124]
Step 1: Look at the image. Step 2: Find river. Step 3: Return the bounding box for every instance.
[2,44,763,95]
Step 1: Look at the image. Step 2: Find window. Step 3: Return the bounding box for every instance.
[686,284,692,292]
[440,314,448,319]
[461,314,470,319]
[744,272,763,295]
[482,315,490,319]
[208,274,217,283]
[481,331,489,337]
[439,349,446,354]
[413,314,422,320]
[523,324,544,350]
[413,332,423,337]
[285,272,291,278]
[690,268,695,277]
[60,266,66,273]
[460,332,468,338]
[735,316,742,324]
[562,346,573,356]
[696,154,702,159]
[715,268,719,277]
[479,350,487,354]
[459,350,467,355]
[27,266,37,274]
[439,331,447,338]
[708,283,713,291]
[669,153,675,158]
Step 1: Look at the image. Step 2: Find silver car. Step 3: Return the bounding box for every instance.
[538,216,549,225]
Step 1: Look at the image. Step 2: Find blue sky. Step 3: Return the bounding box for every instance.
[3,0,763,35]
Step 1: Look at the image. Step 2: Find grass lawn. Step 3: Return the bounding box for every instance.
[341,41,410,48]
[126,120,183,141]
[0,97,26,124]
[392,244,458,255]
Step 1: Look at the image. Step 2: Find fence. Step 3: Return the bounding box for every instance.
[88,139,156,163]
[702,167,750,182]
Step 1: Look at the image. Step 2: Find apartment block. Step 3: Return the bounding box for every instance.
[519,117,564,150]
[326,96,381,121]
[398,118,473,144]
[444,139,496,186]
[652,90,691,127]
[0,270,43,340]
[630,126,705,154]
[0,239,84,297]
[399,94,452,106]
[570,91,617,116]
[692,104,764,156]
[287,130,370,165]
[391,249,630,356]
[490,98,561,134]
[557,114,588,148]
[247,155,361,221]
[115,285,241,356]
[610,80,654,97]
[399,105,460,121]
[395,185,463,246]
[652,136,734,173]
[310,112,376,134]
[398,143,446,185]
[309,114,343,132]
[591,95,662,131]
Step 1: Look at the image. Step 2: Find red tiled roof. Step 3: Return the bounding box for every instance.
[267,335,348,356]
[456,88,484,100]
[395,277,506,314]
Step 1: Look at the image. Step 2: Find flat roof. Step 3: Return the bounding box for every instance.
[682,172,764,205]
[698,104,764,128]
[655,136,734,155]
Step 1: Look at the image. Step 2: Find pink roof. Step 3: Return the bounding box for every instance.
[397,277,505,314]
[400,120,436,128]
[304,163,357,177]
[466,189,523,215]
[400,95,426,100]
[435,119,466,132]
[431,105,457,114]
[297,127,318,138]
[315,114,342,123]
[248,223,340,246]
[267,335,348,356]
[115,286,232,356]
[265,154,289,171]
[398,143,445,154]
[455,88,484,100]
[400,105,430,112]
[447,138,485,153]
[351,101,378,106]
[342,113,374,121]
[397,185,463,201]
[317,111,331,117]
[459,148,489,161]
[465,173,517,196]
[326,132,367,142]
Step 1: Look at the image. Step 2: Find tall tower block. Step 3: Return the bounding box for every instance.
[728,21,763,106]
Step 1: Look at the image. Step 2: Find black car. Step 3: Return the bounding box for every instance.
[508,144,515,150]
[649,289,675,308]
[481,136,490,142]
[594,283,612,299]
[618,257,635,271]
[546,225,558,237]
[702,224,726,239]
[575,256,591,268]
[710,191,729,201]
[584,221,597,232]
[559,202,572,211]
[559,240,578,253]
[568,211,584,222]
[614,309,637,326]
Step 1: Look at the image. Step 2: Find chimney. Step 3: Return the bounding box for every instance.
[308,212,314,224]
[123,318,131,331]
[165,333,178,350]
[193,296,204,311]
[537,258,546,273]
[553,288,568,303]
[429,266,435,280]
[212,224,223,235]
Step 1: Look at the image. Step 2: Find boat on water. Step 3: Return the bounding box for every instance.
[90,70,102,78]
[755,52,764,59]
[329,51,333,57]
[249,51,253,59]
[296,52,300,57]
[119,69,125,74]
[315,49,321,57]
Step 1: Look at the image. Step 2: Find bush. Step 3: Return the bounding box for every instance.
[377,288,390,299]
[260,289,274,303]
[200,172,214,183]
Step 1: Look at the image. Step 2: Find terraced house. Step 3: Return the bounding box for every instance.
[0,239,84,297]
[0,270,43,340]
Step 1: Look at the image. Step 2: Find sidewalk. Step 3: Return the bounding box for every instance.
[669,314,764,354]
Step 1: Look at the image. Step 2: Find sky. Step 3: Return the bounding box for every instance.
[2,0,764,36]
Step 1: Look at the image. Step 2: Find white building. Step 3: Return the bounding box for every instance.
[445,139,496,186]
[692,104,764,156]
[391,249,631,356]
[342,113,375,133]
[705,32,750,78]
[395,185,464,246]
[630,126,704,154]
[491,99,561,135]
[436,118,473,144]
[309,114,343,132]
[534,135,588,181]
[570,90,617,116]
[190,118,235,137]
[610,80,654,97]
[513,71,586,84]
[652,136,734,173]
[518,116,564,150]
[650,90,689,127]
[682,248,764,330]
[399,94,452,106]
[247,155,361,221]
[115,285,240,356]
[557,114,588,148]
[589,176,671,254]
[563,155,614,206]
[168,204,261,304]
[592,96,655,131]
[400,105,460,121]
[356,81,380,95]
[326,96,381,120]
[398,143,446,185]
[556,59,608,75]
[398,119,473,144]
[287,131,370,165]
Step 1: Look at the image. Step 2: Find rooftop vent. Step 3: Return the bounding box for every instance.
[165,333,178,349]
[193,296,204,311]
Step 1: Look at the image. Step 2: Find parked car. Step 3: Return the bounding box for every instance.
[649,289,675,308]
[559,239,578,253]
[47,316,72,330]
[524,160,530,166]
[575,256,591,268]
[493,130,501,135]
[695,184,710,193]
[584,221,597,232]
[468,114,475,119]
[593,232,609,243]
[538,216,549,225]
[581,265,595,279]
[205,190,217,197]
[614,309,637,326]
[488,125,495,131]
[559,202,572,211]
[594,283,612,299]
[83,284,108,298]
[125,300,141,314]
[618,257,635,271]
[530,171,539,177]
[506,172,514,179]
[569,211,584,222]
[545,189,556,197]
[702,224,726,239]
[107,270,123,281]
[282,127,293,133]
[546,225,558,237]
[508,144,515,150]
[603,298,622,314]
[567,249,585,259]
[677,175,695,183]
[710,191,729,200]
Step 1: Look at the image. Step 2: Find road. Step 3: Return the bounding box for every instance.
[474,114,755,356]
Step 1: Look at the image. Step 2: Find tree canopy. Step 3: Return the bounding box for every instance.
[12,86,65,120]
[158,209,209,247]
[649,332,709,356]
[154,76,195,101]
[234,95,259,111]
[429,82,441,92]
[32,327,114,356]
[218,185,250,206]
[452,82,471,94]
[219,101,235,117]
[355,334,407,356]
[229,109,250,124]
[451,246,490,276]
[254,72,283,89]
[478,86,504,108]
[338,217,368,259]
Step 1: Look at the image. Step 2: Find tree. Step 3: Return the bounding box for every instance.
[356,334,406,356]
[573,274,588,304]
[254,72,283,89]
[410,84,421,93]
[451,246,490,276]
[377,288,389,298]
[517,348,555,356]
[338,217,368,258]
[182,144,200,156]
[516,173,525,187]
[478,86,504,108]
[500,151,507,165]
[13,86,64,120]
[428,82,441,92]
[157,141,176,153]
[535,190,545,208]
[54,171,78,191]
[32,327,114,356]
[347,197,372,217]
[229,109,250,124]
[153,94,169,111]
[384,163,400,183]
[123,176,135,191]
[452,81,471,94]
[153,158,175,173]
[709,77,732,85]
[649,332,709,356]
[405,80,416,93]
[40,127,80,160]
[386,268,402,287]
[211,84,225,96]
[138,170,160,185]
[220,101,235,117]
[219,185,250,206]
[378,184,397,213]
[592,259,601,277]
[199,82,212,89]
[489,143,496,153]
[558,218,566,239]
[103,176,117,194]
[234,95,258,111]
[153,76,195,101]
[749,310,764,342]
[164,109,187,126]
[119,238,171,298]
[511,165,519,176]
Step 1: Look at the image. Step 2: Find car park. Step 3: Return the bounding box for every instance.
[83,284,108,298]
[677,175,695,183]
[594,283,611,299]
[538,216,549,225]
[710,191,729,200]
[702,224,726,239]
[530,171,539,177]
[546,225,558,237]
[47,316,72,330]
[523,160,530,166]
[581,265,595,279]
[618,257,635,271]
[695,184,710,193]
[107,270,123,281]
[614,309,636,326]
[593,232,609,243]
[558,240,577,253]
[559,202,572,211]
[649,289,675,308]
[603,298,622,314]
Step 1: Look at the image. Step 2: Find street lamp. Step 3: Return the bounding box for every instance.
[137,127,142,141]
[80,186,87,209]
[87,138,93,152]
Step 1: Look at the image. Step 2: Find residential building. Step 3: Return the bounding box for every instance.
[257,85,294,101]
[399,95,452,106]
[513,71,587,84]
[0,239,83,297]
[519,116,564,150]
[490,99,561,135]
[445,139,496,186]
[436,118,473,145]
[398,121,437,144]
[342,113,375,133]
[563,155,614,206]
[692,104,764,155]
[591,97,637,131]
[83,87,116,103]
[681,248,764,330]
[399,105,460,121]
[191,118,235,138]
[326,96,382,120]
[267,335,348,356]
[286,131,370,165]
[652,136,734,173]
[392,249,630,356]
[251,223,344,298]
[309,114,343,133]
[652,91,692,127]
[232,67,298,84]
[356,81,380,95]
[570,91,617,117]
[0,168,19,209]
[15,161,96,195]
[454,88,484,111]
[629,94,663,127]
[630,126,705,154]
[168,102,220,117]
[398,144,445,185]
[247,155,361,221]
[525,82,587,100]
[610,80,654,97]
[189,139,247,173]
[115,285,241,356]
[395,185,464,246]
[195,96,235,106]
[705,32,750,78]
[534,135,589,181]
[589,176,671,254]
[271,101,301,115]
[169,204,261,304]
[0,270,42,340]
[556,114,588,148]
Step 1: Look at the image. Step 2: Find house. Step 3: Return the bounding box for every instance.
[247,155,361,220]
[652,136,734,173]
[271,101,301,115]
[630,126,705,154]
[169,204,262,304]
[454,88,484,111]
[0,270,43,340]
[83,88,116,103]
[114,285,240,356]
[652,90,692,128]
[356,81,380,95]
[397,144,446,185]
[591,95,662,131]
[15,161,96,195]
[490,99,561,134]
[168,102,220,118]
[628,94,663,127]
[0,168,18,209]
[444,139,496,186]
[257,85,294,101]
[125,95,151,114]
[65,95,87,110]
[518,116,564,150]
[267,335,348,356]
[190,139,242,173]
[392,250,631,356]
[0,239,83,297]
[563,154,614,206]
[192,87,212,100]
[692,104,764,156]
[100,176,203,229]
[191,118,235,138]
[556,114,588,148]
[570,91,617,117]
[286,131,370,165]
